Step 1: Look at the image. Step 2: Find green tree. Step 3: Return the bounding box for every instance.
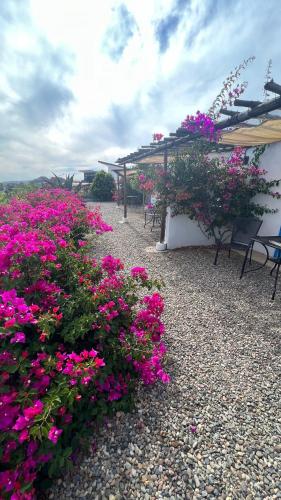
[91,170,115,201]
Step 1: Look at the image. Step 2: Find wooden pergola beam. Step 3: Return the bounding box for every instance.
[264,80,281,96]
[234,99,261,108]
[98,160,122,170]
[214,95,281,129]
[220,109,237,116]
[117,90,281,165]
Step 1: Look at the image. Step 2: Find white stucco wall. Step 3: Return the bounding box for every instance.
[251,142,281,256]
[165,208,214,249]
[165,141,281,251]
[254,142,281,236]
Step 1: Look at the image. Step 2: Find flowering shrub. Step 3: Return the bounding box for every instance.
[0,189,168,498]
[138,174,156,193]
[132,167,165,196]
[162,145,281,243]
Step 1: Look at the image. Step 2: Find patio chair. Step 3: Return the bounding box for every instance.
[144,207,162,231]
[213,216,263,265]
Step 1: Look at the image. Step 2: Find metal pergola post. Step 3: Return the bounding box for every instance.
[117,173,120,207]
[160,147,168,244]
[123,163,127,220]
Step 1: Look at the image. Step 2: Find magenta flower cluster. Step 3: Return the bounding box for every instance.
[153,133,164,142]
[138,173,156,193]
[181,111,219,142]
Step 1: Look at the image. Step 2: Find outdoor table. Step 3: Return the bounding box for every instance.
[240,235,281,300]
[127,195,138,207]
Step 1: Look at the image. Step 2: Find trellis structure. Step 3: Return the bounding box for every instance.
[97,160,139,217]
[112,79,281,243]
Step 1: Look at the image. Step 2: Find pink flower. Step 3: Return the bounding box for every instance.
[181,111,219,142]
[10,331,26,344]
[101,255,124,275]
[62,413,72,424]
[57,406,66,416]
[130,267,149,281]
[95,358,105,368]
[13,416,29,431]
[81,376,91,385]
[153,132,164,142]
[18,429,29,443]
[227,166,239,175]
[159,371,170,383]
[4,318,16,329]
[78,240,87,247]
[48,426,63,444]
[23,400,44,419]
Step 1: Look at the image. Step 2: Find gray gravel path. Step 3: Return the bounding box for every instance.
[50,203,281,500]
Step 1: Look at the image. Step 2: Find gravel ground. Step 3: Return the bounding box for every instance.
[49,203,281,500]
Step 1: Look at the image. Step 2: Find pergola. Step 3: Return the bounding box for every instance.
[98,160,139,216]
[110,79,281,239]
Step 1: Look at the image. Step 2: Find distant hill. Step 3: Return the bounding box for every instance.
[30,176,50,185]
[1,176,64,189]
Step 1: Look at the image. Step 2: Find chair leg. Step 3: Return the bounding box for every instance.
[240,244,251,279]
[213,244,220,266]
[272,262,280,300]
[249,244,254,266]
[228,247,231,258]
[270,262,277,276]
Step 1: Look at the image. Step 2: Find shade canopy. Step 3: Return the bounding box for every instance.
[220,119,281,146]
[137,154,174,164]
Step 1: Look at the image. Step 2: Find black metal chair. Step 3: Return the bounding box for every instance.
[213,216,263,265]
[144,208,162,231]
[240,235,281,300]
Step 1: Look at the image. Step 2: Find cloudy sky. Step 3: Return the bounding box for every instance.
[1,0,281,181]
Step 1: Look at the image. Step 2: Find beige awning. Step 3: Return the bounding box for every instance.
[220,118,281,146]
[137,154,175,165]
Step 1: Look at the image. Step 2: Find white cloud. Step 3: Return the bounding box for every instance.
[0,0,281,181]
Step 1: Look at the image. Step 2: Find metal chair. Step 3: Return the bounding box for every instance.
[144,208,162,231]
[240,235,281,300]
[213,216,263,265]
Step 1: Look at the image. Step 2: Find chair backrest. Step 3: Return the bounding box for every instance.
[231,217,262,245]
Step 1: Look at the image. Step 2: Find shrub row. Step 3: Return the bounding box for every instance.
[0,189,168,499]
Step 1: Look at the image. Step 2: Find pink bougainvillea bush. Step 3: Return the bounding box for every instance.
[161,145,281,244]
[0,189,168,499]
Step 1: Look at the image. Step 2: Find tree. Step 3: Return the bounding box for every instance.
[91,170,115,201]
